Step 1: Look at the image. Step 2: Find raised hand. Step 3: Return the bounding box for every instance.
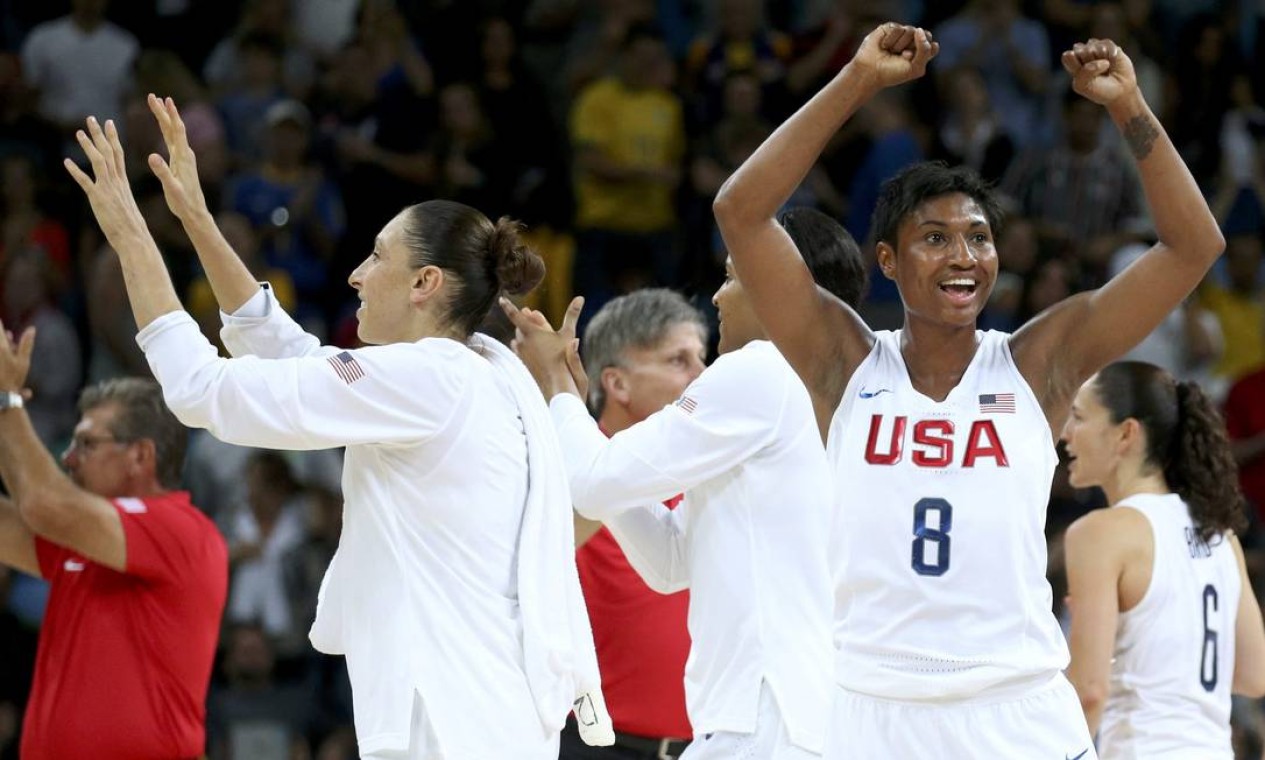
[1062,38,1138,107]
[63,117,152,248]
[0,321,35,392]
[848,22,938,91]
[146,94,210,223]
[500,296,586,401]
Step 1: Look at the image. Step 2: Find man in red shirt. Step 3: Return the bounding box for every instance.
[562,289,706,759]
[0,328,227,760]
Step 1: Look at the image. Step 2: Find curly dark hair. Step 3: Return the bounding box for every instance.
[1092,361,1247,542]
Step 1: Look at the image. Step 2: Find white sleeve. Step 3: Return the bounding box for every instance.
[548,345,786,517]
[138,311,463,449]
[219,284,333,360]
[604,501,690,594]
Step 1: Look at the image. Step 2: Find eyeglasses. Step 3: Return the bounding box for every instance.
[65,435,132,456]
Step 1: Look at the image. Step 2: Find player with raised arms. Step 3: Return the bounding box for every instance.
[713,21,1226,758]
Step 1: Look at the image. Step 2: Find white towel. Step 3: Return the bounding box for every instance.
[470,333,614,747]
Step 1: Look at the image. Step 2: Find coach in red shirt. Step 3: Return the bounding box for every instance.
[0,332,227,760]
[563,290,706,759]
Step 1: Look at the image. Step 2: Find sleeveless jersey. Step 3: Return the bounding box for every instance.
[1098,493,1239,759]
[828,329,1068,700]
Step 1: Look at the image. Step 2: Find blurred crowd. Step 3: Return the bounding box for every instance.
[0,0,1264,757]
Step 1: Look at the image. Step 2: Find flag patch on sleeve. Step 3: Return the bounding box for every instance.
[676,395,698,415]
[978,393,1015,414]
[328,351,366,384]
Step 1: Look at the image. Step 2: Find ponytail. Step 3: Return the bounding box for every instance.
[1093,362,1247,542]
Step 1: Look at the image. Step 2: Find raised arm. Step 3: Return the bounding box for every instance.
[146,95,261,315]
[64,116,181,331]
[713,23,936,425]
[1011,39,1225,423]
[0,327,127,573]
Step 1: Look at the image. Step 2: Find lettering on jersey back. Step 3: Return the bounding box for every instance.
[864,415,1010,468]
[1186,526,1214,559]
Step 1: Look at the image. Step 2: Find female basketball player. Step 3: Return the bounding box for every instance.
[63,108,608,759]
[713,22,1225,758]
[1063,362,1265,758]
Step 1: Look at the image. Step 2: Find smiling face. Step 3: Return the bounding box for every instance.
[878,192,998,328]
[712,256,763,354]
[347,212,424,345]
[1060,375,1122,489]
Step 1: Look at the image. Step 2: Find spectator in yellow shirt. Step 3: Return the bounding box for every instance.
[570,25,685,320]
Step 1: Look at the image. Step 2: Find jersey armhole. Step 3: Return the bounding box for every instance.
[1115,504,1160,616]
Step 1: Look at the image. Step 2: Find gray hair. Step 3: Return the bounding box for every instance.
[581,288,707,415]
[79,378,188,490]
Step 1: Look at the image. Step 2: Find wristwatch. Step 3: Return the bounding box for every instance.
[0,391,24,411]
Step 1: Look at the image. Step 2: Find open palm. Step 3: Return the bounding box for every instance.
[146,94,209,223]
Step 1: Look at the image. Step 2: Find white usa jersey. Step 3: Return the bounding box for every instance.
[1099,494,1239,759]
[828,330,1067,700]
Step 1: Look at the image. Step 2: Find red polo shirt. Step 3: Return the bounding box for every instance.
[577,495,692,739]
[23,491,228,760]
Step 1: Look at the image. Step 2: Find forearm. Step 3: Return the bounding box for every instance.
[715,63,877,225]
[181,210,262,314]
[107,228,184,331]
[1109,92,1224,262]
[0,409,75,513]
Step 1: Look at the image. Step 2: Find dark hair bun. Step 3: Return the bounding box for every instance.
[489,216,545,296]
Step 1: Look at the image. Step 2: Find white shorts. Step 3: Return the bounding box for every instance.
[823,674,1097,760]
[683,682,821,760]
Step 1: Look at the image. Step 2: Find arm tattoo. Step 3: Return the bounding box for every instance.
[1122,115,1160,160]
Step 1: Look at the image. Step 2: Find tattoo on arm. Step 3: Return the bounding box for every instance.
[1122,115,1160,160]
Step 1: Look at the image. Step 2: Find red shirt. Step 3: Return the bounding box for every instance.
[1225,368,1265,518]
[577,497,691,739]
[23,491,228,760]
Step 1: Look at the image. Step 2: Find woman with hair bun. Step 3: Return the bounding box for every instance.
[62,98,611,759]
[1062,360,1265,758]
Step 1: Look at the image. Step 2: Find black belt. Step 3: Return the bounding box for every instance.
[612,730,690,759]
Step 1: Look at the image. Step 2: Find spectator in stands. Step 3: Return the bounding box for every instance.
[224,451,309,654]
[570,26,685,320]
[684,0,793,128]
[559,289,704,759]
[216,32,287,166]
[204,0,316,101]
[228,99,344,330]
[934,0,1051,148]
[1225,365,1265,524]
[1199,231,1265,388]
[1002,87,1150,279]
[0,154,71,293]
[930,66,1016,185]
[1,248,81,449]
[429,83,515,218]
[207,622,319,760]
[18,0,137,137]
[0,373,227,759]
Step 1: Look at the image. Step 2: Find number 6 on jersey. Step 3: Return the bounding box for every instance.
[912,497,953,576]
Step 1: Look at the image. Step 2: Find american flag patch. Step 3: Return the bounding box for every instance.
[328,351,366,384]
[979,393,1015,414]
[676,395,698,415]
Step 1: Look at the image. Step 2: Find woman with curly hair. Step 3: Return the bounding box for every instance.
[1062,360,1265,758]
